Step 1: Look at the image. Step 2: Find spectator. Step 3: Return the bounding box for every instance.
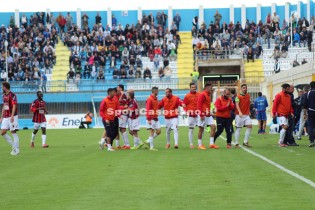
[0,70,7,81]
[164,66,172,80]
[192,16,198,30]
[112,15,117,26]
[143,67,152,80]
[41,72,47,93]
[247,48,254,62]
[214,10,222,25]
[67,68,75,82]
[272,12,280,26]
[95,12,102,25]
[254,43,263,59]
[128,66,134,79]
[293,30,301,47]
[163,57,169,68]
[120,68,127,79]
[173,13,181,30]
[97,68,105,80]
[158,67,164,80]
[65,12,73,31]
[135,67,142,79]
[112,68,119,79]
[280,43,288,58]
[270,46,281,60]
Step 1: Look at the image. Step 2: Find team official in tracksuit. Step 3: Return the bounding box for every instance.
[303,81,315,147]
[213,88,235,148]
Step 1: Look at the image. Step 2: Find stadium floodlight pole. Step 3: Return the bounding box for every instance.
[4,40,8,82]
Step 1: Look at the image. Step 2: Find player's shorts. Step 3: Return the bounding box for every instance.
[1,115,19,131]
[277,116,288,126]
[34,122,47,130]
[103,120,119,141]
[188,116,198,128]
[197,116,215,128]
[256,111,267,121]
[165,118,179,130]
[119,115,128,128]
[235,115,252,127]
[128,118,140,131]
[146,119,161,130]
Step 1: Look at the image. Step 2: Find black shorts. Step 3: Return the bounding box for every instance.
[103,120,119,140]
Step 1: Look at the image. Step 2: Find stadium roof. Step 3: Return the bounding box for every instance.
[0,0,305,12]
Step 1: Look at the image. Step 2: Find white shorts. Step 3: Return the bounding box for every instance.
[34,122,47,130]
[146,120,161,130]
[235,115,252,127]
[165,118,179,130]
[277,116,288,126]
[197,116,215,128]
[119,115,128,128]
[128,118,140,131]
[188,116,198,128]
[1,115,19,131]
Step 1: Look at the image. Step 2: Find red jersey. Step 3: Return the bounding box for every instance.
[272,91,293,116]
[214,96,235,118]
[116,92,128,115]
[197,90,212,117]
[100,96,119,121]
[146,94,159,120]
[159,95,183,119]
[31,99,47,123]
[2,91,18,118]
[183,91,200,117]
[128,98,139,119]
[235,93,251,115]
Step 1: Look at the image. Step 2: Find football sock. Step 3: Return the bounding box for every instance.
[174,128,179,145]
[235,128,241,144]
[42,135,47,145]
[107,143,112,150]
[100,138,106,146]
[115,139,120,147]
[148,136,154,149]
[188,129,194,145]
[166,129,171,144]
[31,133,36,142]
[279,129,286,144]
[198,139,202,146]
[122,132,130,146]
[3,134,13,147]
[244,128,252,143]
[153,132,158,139]
[134,137,140,147]
[12,133,19,149]
[210,137,214,145]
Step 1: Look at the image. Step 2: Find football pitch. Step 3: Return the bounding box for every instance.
[0,126,315,210]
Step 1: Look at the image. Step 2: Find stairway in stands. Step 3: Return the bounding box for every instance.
[52,39,77,91]
[177,32,194,78]
[244,59,264,82]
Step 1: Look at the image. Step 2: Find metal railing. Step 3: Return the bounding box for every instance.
[194,49,244,61]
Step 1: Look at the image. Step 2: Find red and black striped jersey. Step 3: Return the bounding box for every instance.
[128,98,139,119]
[2,91,18,118]
[31,99,47,123]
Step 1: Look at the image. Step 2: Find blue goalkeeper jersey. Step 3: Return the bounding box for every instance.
[254,96,268,112]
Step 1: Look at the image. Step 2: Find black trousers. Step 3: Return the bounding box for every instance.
[308,111,315,143]
[103,120,118,144]
[214,117,232,144]
[80,121,91,128]
[284,115,296,144]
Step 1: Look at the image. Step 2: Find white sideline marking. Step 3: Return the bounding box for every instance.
[219,136,315,188]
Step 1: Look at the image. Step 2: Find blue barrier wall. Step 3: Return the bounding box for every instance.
[246,7,256,22]
[0,12,14,26]
[173,9,198,31]
[112,10,138,28]
[0,2,312,31]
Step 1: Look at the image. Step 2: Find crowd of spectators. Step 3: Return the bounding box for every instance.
[0,12,57,90]
[193,11,314,63]
[65,11,181,82]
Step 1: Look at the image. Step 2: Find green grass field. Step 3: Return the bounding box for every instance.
[0,126,315,210]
